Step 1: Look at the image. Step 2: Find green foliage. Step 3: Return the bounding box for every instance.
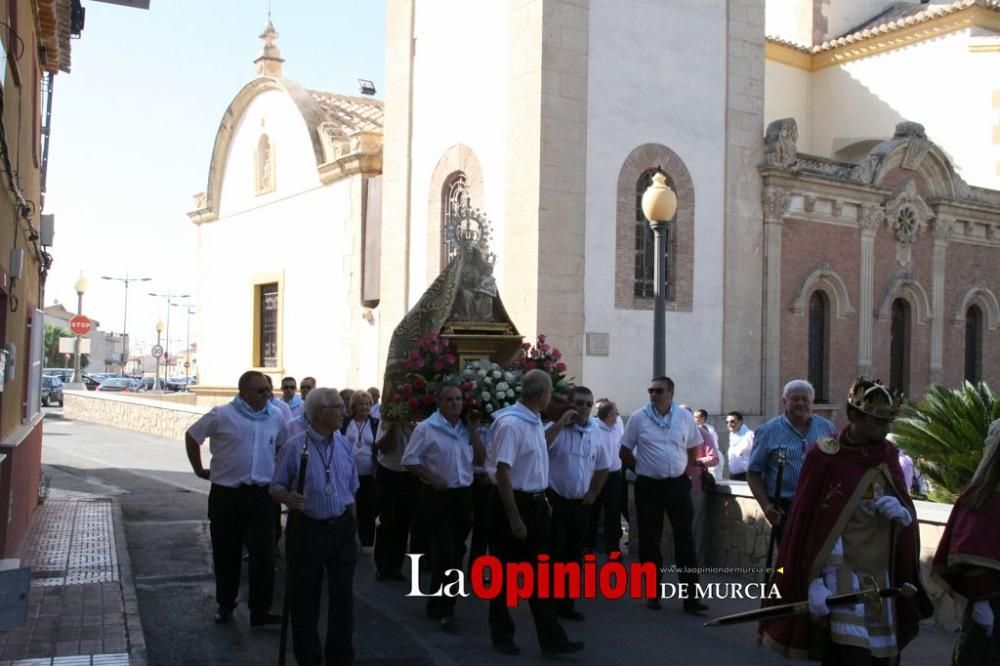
[42,324,89,370]
[892,382,1000,503]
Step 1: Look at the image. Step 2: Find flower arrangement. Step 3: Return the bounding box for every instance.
[462,360,521,418]
[382,332,459,422]
[516,334,573,402]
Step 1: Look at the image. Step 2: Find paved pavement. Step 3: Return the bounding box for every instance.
[35,410,959,665]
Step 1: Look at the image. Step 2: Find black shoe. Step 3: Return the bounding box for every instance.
[250,611,281,627]
[557,608,585,621]
[493,642,521,656]
[214,606,234,624]
[646,598,662,610]
[542,641,585,657]
[683,600,710,615]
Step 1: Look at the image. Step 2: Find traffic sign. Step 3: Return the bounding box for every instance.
[183,361,190,369]
[151,344,164,358]
[69,315,92,336]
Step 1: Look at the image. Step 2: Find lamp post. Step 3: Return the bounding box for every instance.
[154,319,164,392]
[101,272,151,374]
[171,303,196,390]
[148,290,190,381]
[71,273,89,386]
[641,170,678,378]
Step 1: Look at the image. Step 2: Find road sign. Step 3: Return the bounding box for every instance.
[59,337,91,354]
[69,315,92,336]
[151,344,164,358]
[183,361,190,369]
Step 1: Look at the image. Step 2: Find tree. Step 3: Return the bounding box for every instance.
[43,324,89,370]
[892,382,1000,503]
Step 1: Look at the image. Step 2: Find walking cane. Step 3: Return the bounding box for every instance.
[279,445,310,665]
[763,448,786,584]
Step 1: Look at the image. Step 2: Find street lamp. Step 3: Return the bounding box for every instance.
[71,273,89,386]
[154,319,164,392]
[171,303,196,390]
[101,272,151,374]
[641,170,678,378]
[148,291,190,380]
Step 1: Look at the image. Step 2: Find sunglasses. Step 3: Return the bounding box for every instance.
[254,387,271,396]
[647,388,665,395]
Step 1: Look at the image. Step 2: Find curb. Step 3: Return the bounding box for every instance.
[111,498,148,666]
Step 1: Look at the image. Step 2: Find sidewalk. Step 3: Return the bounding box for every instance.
[0,488,145,665]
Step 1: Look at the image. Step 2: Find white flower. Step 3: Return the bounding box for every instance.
[515,385,522,393]
[496,381,509,392]
[506,389,515,398]
[477,369,487,377]
[481,391,491,402]
[484,377,493,385]
[505,372,514,382]
[485,404,495,413]
[492,370,502,379]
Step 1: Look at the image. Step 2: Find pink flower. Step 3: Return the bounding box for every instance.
[538,334,547,344]
[539,343,550,352]
[433,359,444,372]
[526,361,536,370]
[407,398,420,411]
[552,349,562,360]
[429,332,439,340]
[444,354,456,365]
[543,360,553,370]
[555,362,567,372]
[412,376,426,390]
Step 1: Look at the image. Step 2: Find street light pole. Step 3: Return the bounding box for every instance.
[171,303,196,390]
[641,170,678,379]
[101,272,151,374]
[154,319,164,392]
[149,290,190,380]
[71,273,88,386]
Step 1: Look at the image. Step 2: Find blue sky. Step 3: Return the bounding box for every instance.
[44,0,385,351]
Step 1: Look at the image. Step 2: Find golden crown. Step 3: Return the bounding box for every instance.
[847,378,902,420]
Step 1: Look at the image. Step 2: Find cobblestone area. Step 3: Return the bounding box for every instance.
[0,495,139,664]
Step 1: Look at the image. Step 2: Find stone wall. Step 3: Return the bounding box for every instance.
[62,391,208,442]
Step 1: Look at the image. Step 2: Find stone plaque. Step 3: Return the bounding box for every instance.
[586,332,610,357]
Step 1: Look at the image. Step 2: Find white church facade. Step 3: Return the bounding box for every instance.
[190,0,1000,418]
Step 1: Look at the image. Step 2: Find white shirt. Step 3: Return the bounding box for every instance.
[187,403,288,488]
[488,402,548,492]
[402,413,474,488]
[270,397,293,422]
[595,419,624,473]
[546,419,612,499]
[375,421,408,473]
[621,405,702,479]
[344,418,376,476]
[370,402,381,420]
[728,424,755,475]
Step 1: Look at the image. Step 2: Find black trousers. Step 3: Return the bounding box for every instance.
[356,474,377,548]
[207,483,275,614]
[468,475,492,572]
[289,513,357,666]
[634,474,698,587]
[487,490,568,649]
[374,465,418,576]
[586,470,623,555]
[547,490,588,612]
[422,486,473,619]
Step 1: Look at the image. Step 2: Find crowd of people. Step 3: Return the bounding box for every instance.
[184,370,998,665]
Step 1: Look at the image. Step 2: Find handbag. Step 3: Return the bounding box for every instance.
[701,467,717,491]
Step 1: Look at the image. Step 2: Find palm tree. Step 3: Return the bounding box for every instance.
[892,382,1000,503]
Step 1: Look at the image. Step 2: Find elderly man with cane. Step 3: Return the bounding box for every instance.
[272,388,357,666]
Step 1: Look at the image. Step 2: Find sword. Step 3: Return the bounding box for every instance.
[704,579,918,627]
[279,444,310,665]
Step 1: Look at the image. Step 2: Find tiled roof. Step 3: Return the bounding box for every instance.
[767,0,1000,53]
[308,91,384,135]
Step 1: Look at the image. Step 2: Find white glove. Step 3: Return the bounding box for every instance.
[808,578,832,617]
[972,600,994,637]
[874,495,912,526]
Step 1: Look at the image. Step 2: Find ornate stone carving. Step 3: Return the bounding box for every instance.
[894,121,927,140]
[763,118,798,168]
[803,195,816,213]
[853,157,878,184]
[192,192,208,210]
[762,187,789,221]
[894,207,919,243]
[931,216,954,241]
[885,181,932,267]
[859,205,885,233]
[831,200,843,218]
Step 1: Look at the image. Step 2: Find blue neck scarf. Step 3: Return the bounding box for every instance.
[492,402,541,426]
[284,394,304,410]
[571,417,595,435]
[643,401,676,430]
[231,396,272,421]
[426,410,466,438]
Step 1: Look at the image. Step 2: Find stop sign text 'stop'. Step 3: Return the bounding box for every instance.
[69,315,92,336]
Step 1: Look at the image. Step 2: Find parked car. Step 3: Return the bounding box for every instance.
[82,374,102,391]
[136,377,156,391]
[41,375,64,407]
[164,377,195,392]
[43,368,74,382]
[96,377,141,393]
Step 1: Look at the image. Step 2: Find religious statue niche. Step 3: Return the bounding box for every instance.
[383,200,523,395]
[255,133,275,195]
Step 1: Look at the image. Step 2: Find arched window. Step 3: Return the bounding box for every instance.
[441,172,470,266]
[890,298,911,395]
[808,291,829,402]
[633,169,675,300]
[965,304,983,383]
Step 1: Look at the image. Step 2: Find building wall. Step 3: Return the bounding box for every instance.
[763,61,812,151]
[941,241,1000,387]
[196,88,372,388]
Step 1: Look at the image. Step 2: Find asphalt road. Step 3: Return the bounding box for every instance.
[39,409,958,665]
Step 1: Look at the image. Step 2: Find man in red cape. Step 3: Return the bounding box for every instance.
[759,378,931,663]
[932,417,1000,664]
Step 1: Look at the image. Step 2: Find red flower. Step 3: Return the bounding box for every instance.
[444,354,456,365]
[402,385,413,398]
[423,394,436,406]
[407,398,420,411]
[555,362,567,372]
[552,349,562,360]
[526,360,536,370]
[543,360,553,370]
[433,359,445,372]
[538,334,547,344]
[539,343,550,352]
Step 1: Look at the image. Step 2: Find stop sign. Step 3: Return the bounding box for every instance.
[69,315,92,336]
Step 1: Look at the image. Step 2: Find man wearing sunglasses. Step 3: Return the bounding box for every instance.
[620,376,708,615]
[544,386,611,621]
[185,370,290,626]
[281,376,305,419]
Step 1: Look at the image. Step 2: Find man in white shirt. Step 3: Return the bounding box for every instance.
[545,386,610,620]
[726,411,754,481]
[487,369,584,658]
[280,376,305,419]
[185,370,289,626]
[403,381,485,630]
[587,399,625,556]
[620,376,708,615]
[265,374,294,422]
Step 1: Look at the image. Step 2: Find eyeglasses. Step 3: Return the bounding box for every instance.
[647,388,665,395]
